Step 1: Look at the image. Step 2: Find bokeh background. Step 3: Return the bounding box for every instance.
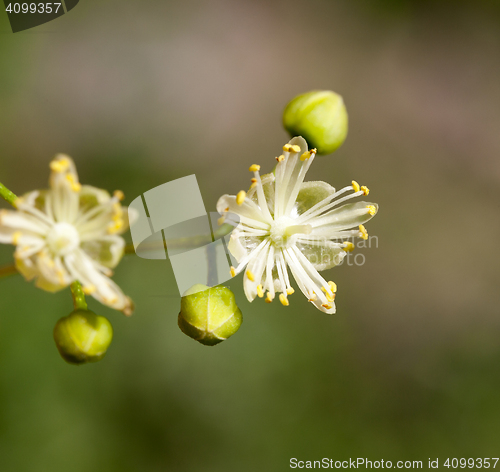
[1,1,500,470]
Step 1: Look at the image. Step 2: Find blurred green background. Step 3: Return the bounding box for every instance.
[1,1,500,470]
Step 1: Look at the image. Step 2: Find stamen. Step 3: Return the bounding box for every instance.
[343,241,355,252]
[257,284,264,298]
[322,303,333,310]
[359,224,368,240]
[251,178,257,183]
[285,224,312,237]
[114,190,125,201]
[328,281,337,293]
[300,149,316,161]
[265,292,273,303]
[236,190,246,205]
[50,157,70,173]
[12,231,23,245]
[367,205,377,216]
[66,174,82,192]
[246,270,255,282]
[325,292,335,302]
[107,220,124,234]
[250,182,257,189]
[276,155,285,162]
[352,180,360,192]
[283,144,301,153]
[249,164,260,172]
[286,287,295,295]
[83,285,96,295]
[361,186,370,196]
[230,266,236,277]
[308,293,317,302]
[279,293,289,306]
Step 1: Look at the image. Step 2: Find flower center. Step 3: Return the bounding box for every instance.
[269,217,312,248]
[46,222,80,256]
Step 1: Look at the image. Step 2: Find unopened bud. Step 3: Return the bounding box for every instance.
[283,90,348,155]
[53,309,113,364]
[178,284,243,346]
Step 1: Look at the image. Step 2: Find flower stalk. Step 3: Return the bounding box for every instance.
[70,280,88,310]
[0,182,17,207]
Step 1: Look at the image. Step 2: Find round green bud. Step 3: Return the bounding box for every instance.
[53,309,113,365]
[178,284,243,346]
[283,90,348,155]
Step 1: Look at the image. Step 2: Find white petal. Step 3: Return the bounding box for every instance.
[67,250,133,315]
[0,210,49,235]
[80,235,125,269]
[310,201,378,234]
[217,194,272,228]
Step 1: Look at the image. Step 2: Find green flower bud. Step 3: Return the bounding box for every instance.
[178,284,242,346]
[53,309,113,364]
[283,90,348,155]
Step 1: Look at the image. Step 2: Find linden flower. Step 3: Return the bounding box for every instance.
[217,137,378,314]
[0,155,135,315]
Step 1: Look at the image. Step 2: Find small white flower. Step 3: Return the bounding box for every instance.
[217,137,378,314]
[0,155,136,315]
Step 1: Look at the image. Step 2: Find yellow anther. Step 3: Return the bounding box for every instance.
[249,164,260,172]
[236,190,246,205]
[114,190,125,201]
[12,231,22,245]
[265,292,273,303]
[224,207,229,213]
[217,216,225,226]
[257,284,264,298]
[308,293,317,302]
[300,149,316,161]
[279,293,289,306]
[322,303,333,310]
[49,158,70,173]
[107,220,124,234]
[65,174,81,192]
[352,180,360,192]
[283,144,301,153]
[328,281,337,293]
[325,292,336,302]
[367,205,377,216]
[343,241,355,252]
[230,266,236,277]
[83,285,96,295]
[246,270,255,282]
[251,178,257,183]
[359,224,368,240]
[276,155,285,162]
[361,186,370,196]
[286,287,295,295]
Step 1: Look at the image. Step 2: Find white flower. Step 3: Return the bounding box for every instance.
[0,155,135,315]
[217,137,378,314]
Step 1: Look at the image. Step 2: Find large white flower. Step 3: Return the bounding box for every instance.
[217,137,378,314]
[0,155,135,315]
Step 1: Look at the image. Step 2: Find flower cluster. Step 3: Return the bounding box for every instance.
[0,155,135,315]
[217,137,378,314]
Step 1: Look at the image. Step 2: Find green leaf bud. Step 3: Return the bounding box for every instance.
[283,90,348,155]
[178,284,242,346]
[53,309,113,365]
